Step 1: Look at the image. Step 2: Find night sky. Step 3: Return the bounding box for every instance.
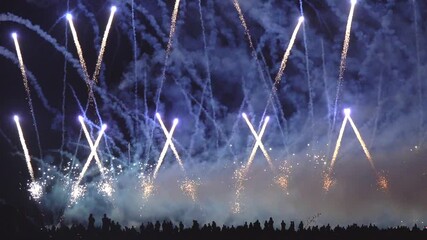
[0,0,426,228]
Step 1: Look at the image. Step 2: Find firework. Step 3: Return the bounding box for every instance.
[272,16,304,91]
[75,117,107,187]
[14,115,35,182]
[98,181,114,197]
[70,184,86,205]
[79,116,106,178]
[377,172,389,191]
[12,33,42,158]
[180,178,198,202]
[92,6,117,83]
[329,113,348,172]
[28,181,43,200]
[242,113,274,172]
[232,0,256,58]
[153,114,184,179]
[141,177,155,200]
[66,14,90,84]
[347,115,376,171]
[166,0,181,57]
[322,172,335,192]
[274,161,292,192]
[332,0,357,130]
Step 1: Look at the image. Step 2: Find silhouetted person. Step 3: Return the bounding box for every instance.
[102,213,110,232]
[88,213,95,232]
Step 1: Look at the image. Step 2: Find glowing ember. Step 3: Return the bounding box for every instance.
[180,178,198,202]
[98,181,114,197]
[323,173,335,192]
[377,173,389,191]
[28,181,43,200]
[70,184,86,205]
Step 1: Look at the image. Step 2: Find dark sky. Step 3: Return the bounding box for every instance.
[0,0,426,227]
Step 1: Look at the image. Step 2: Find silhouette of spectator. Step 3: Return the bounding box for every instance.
[87,213,95,232]
[102,213,110,232]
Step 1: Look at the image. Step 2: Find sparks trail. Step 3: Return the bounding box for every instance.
[152,0,182,163]
[12,33,43,160]
[153,114,183,180]
[66,14,91,89]
[332,0,357,132]
[92,6,117,83]
[326,108,387,191]
[234,114,276,212]
[261,17,304,120]
[14,116,35,182]
[74,117,107,189]
[347,115,376,171]
[232,0,256,59]
[232,0,291,151]
[329,113,348,172]
[242,113,274,172]
[154,0,181,109]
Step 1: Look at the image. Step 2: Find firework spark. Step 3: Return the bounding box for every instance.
[28,181,43,200]
[14,115,35,182]
[66,14,90,85]
[153,114,184,179]
[322,172,335,192]
[332,0,357,129]
[70,184,86,205]
[232,0,256,58]
[180,178,198,202]
[98,181,114,197]
[272,16,305,91]
[92,6,117,83]
[12,33,42,158]
[242,113,274,172]
[377,172,389,191]
[79,116,106,178]
[274,161,292,192]
[347,115,376,171]
[75,117,107,187]
[329,114,348,172]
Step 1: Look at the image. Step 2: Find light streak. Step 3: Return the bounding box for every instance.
[79,116,106,178]
[272,16,304,91]
[92,6,117,83]
[242,113,274,172]
[153,114,183,179]
[329,115,348,172]
[14,115,35,182]
[232,0,256,58]
[332,0,357,130]
[66,14,90,85]
[75,116,107,187]
[347,116,376,171]
[166,0,181,57]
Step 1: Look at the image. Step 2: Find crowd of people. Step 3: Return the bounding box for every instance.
[3,211,427,240]
[1,202,426,239]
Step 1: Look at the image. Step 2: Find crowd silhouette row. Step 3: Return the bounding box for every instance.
[3,210,426,240]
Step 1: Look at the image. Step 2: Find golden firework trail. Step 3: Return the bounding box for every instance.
[272,16,305,91]
[92,6,117,83]
[14,115,35,182]
[75,116,107,186]
[242,113,274,172]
